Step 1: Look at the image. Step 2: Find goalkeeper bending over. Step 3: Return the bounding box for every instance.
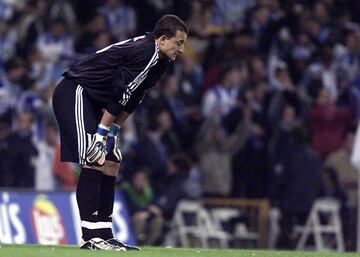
[52,14,188,251]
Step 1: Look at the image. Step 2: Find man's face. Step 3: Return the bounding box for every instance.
[158,30,187,61]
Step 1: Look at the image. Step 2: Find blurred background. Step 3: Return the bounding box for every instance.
[1,0,360,252]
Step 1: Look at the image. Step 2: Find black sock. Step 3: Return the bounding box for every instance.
[98,173,116,240]
[76,168,102,241]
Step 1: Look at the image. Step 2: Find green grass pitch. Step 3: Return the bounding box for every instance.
[0,244,359,257]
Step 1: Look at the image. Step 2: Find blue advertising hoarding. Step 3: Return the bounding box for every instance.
[0,190,136,246]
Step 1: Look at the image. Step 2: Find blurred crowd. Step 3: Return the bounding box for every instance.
[1,0,360,249]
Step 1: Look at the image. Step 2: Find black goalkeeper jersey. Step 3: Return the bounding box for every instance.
[63,33,171,115]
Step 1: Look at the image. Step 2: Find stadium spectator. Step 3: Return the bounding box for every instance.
[335,68,360,120]
[324,127,358,205]
[269,63,294,90]
[202,65,245,118]
[288,32,314,84]
[248,55,267,84]
[301,47,338,99]
[34,121,58,191]
[156,153,193,221]
[46,0,78,36]
[0,58,28,115]
[36,18,74,64]
[250,4,286,56]
[309,88,353,159]
[334,30,360,82]
[153,75,191,149]
[135,109,173,192]
[0,0,15,22]
[185,2,223,65]
[27,47,56,91]
[121,167,164,245]
[270,125,322,249]
[212,0,253,32]
[16,0,46,58]
[230,87,268,198]
[195,105,249,197]
[113,115,138,177]
[0,19,17,68]
[17,79,42,114]
[173,56,203,105]
[8,111,38,188]
[98,0,136,41]
[0,111,13,187]
[75,14,109,54]
[265,64,308,141]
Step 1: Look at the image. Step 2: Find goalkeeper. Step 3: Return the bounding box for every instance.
[52,14,188,251]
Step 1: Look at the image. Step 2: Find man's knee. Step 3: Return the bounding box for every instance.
[103,160,120,177]
[82,164,105,172]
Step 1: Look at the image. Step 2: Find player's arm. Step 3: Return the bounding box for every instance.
[88,42,155,165]
[100,110,117,127]
[86,71,130,166]
[105,39,157,117]
[85,66,129,166]
[107,112,130,163]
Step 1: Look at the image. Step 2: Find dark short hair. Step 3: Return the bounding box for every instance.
[153,14,189,39]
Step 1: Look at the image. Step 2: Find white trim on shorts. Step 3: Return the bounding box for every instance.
[75,85,86,165]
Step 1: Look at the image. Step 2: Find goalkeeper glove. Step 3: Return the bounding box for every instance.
[107,124,122,162]
[86,124,109,166]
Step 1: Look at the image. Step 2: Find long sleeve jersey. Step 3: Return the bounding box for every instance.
[63,33,171,115]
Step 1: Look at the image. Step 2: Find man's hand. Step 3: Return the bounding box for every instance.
[86,130,108,166]
[106,124,122,162]
[112,133,122,162]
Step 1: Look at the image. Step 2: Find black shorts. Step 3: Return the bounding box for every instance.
[52,78,118,164]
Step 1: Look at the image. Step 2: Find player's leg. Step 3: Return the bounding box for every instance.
[97,160,119,241]
[93,80,143,250]
[53,80,118,250]
[96,111,126,240]
[97,148,140,250]
[70,85,106,244]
